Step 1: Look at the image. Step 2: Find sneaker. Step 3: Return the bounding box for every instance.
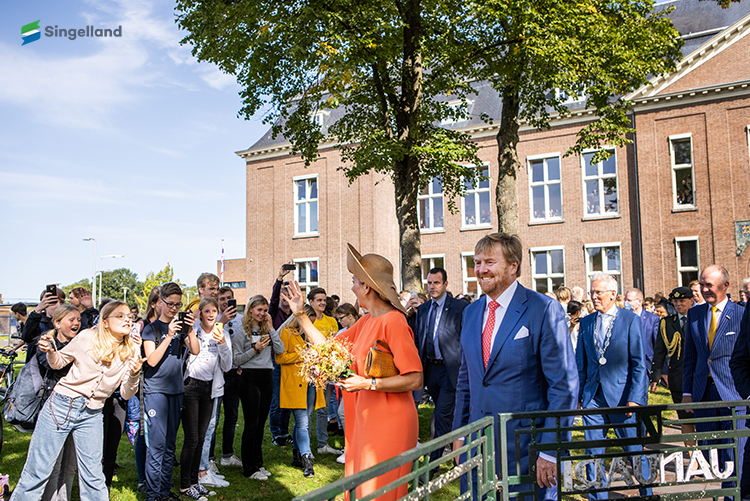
[336,452,346,464]
[195,484,216,497]
[180,486,207,501]
[302,454,315,478]
[220,455,243,467]
[199,471,229,488]
[247,471,269,480]
[317,444,342,455]
[208,460,221,476]
[291,449,303,468]
[137,482,146,493]
[272,435,291,446]
[259,467,272,477]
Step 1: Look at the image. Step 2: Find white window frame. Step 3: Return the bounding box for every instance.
[675,236,700,287]
[669,133,696,209]
[529,246,566,294]
[441,99,475,125]
[293,174,319,237]
[311,110,330,127]
[584,242,622,294]
[421,254,446,288]
[527,153,563,223]
[418,177,444,233]
[581,147,619,218]
[554,88,586,105]
[461,252,481,298]
[461,163,492,229]
[293,257,320,298]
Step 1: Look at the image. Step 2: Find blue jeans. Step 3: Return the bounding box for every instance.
[291,385,316,456]
[270,361,291,439]
[200,397,221,471]
[11,392,107,501]
[144,392,183,500]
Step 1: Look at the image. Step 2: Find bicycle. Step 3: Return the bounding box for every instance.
[0,348,24,456]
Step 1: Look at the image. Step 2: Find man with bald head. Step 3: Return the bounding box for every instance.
[684,265,746,495]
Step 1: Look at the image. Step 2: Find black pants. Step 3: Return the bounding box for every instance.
[425,362,455,465]
[180,378,213,489]
[102,394,127,487]
[239,369,272,476]
[221,369,242,457]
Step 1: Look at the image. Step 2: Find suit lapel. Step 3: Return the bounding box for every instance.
[467,299,485,370]
[485,285,528,372]
[437,297,450,346]
[693,303,710,358]
[710,302,735,355]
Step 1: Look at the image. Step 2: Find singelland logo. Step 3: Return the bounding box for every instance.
[22,19,123,45]
[21,20,41,45]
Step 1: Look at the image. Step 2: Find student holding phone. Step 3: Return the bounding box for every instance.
[233,295,284,480]
[141,283,200,501]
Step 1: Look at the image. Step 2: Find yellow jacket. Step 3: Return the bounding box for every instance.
[276,328,325,410]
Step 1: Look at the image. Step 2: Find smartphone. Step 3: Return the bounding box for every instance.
[228,299,237,309]
[177,312,189,335]
[283,264,296,271]
[46,284,58,299]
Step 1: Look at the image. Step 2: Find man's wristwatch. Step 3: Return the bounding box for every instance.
[370,377,377,391]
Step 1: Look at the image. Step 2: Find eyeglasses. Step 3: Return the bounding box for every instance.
[161,299,183,309]
[109,313,132,321]
[335,315,349,322]
[590,290,615,297]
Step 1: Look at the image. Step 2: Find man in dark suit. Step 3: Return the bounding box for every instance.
[729,282,750,499]
[453,233,579,499]
[684,265,746,495]
[625,288,660,378]
[414,267,467,469]
[577,273,650,499]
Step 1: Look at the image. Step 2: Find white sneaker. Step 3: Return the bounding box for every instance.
[259,467,272,476]
[248,471,269,480]
[336,452,346,464]
[208,460,221,476]
[220,455,243,467]
[199,471,230,488]
[317,444,342,455]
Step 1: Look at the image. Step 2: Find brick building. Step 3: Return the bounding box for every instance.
[226,0,750,305]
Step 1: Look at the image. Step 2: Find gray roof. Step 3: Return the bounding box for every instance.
[242,0,750,153]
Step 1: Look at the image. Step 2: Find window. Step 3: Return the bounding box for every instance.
[675,237,699,286]
[421,255,445,288]
[670,135,695,208]
[462,164,492,228]
[221,281,246,289]
[441,99,475,125]
[294,259,319,298]
[311,111,329,127]
[582,149,618,217]
[418,177,444,231]
[530,247,565,294]
[461,253,480,298]
[584,243,622,293]
[294,176,319,236]
[528,155,562,222]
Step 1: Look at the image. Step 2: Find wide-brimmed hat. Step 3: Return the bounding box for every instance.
[346,243,406,314]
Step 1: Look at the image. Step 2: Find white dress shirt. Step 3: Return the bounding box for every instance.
[482,280,519,353]
[706,296,729,333]
[595,304,618,347]
[429,293,447,360]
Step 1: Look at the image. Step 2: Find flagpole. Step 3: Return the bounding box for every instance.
[221,239,225,285]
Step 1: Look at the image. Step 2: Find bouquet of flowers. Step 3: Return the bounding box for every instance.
[298,338,356,389]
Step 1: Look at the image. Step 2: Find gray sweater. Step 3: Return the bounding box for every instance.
[232,324,284,369]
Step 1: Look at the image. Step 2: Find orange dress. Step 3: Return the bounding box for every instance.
[337,310,423,501]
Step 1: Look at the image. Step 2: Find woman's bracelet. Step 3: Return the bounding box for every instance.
[292,310,306,317]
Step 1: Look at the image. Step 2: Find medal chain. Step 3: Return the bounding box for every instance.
[594,310,616,363]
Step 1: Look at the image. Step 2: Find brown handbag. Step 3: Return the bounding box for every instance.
[364,340,400,378]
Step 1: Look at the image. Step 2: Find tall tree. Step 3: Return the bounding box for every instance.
[99,268,141,307]
[176,0,486,291]
[464,0,683,233]
[135,264,182,312]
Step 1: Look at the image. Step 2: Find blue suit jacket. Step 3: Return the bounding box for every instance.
[414,295,467,388]
[577,308,648,408]
[453,284,579,476]
[683,300,744,402]
[730,304,750,398]
[639,309,660,371]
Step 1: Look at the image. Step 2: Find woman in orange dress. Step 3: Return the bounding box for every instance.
[283,244,423,501]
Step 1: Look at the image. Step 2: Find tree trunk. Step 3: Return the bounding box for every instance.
[495,86,521,235]
[394,157,423,292]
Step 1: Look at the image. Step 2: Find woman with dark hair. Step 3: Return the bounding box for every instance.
[283,244,423,500]
[233,295,284,480]
[567,300,583,350]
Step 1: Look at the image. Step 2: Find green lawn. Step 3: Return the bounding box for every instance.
[0,387,677,500]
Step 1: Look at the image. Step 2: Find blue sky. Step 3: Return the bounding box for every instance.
[0,0,268,302]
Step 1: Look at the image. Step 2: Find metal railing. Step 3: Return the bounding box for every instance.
[293,416,496,501]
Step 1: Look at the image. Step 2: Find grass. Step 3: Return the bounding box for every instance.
[0,386,678,500]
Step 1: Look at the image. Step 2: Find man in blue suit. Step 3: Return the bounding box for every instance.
[453,233,579,499]
[624,288,660,380]
[684,265,746,496]
[577,274,651,499]
[414,267,467,470]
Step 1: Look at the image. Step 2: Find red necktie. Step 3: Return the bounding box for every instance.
[483,301,500,368]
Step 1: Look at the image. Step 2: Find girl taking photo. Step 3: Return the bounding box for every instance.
[11,301,145,501]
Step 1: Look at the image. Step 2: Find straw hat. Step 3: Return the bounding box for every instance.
[346,243,406,314]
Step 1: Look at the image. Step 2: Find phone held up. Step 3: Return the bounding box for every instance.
[177,312,190,336]
[46,284,58,300]
[283,263,296,271]
[227,299,237,309]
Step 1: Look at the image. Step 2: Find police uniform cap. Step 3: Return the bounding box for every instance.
[670,286,692,300]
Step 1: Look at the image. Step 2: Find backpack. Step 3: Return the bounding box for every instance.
[3,356,54,429]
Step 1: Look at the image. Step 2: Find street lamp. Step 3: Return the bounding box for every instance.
[99,255,124,305]
[83,238,96,308]
[122,287,130,304]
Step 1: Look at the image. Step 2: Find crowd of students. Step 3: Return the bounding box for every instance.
[8,268,356,501]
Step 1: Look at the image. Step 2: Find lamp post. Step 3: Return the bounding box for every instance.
[99,255,124,305]
[122,287,130,304]
[83,238,96,307]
